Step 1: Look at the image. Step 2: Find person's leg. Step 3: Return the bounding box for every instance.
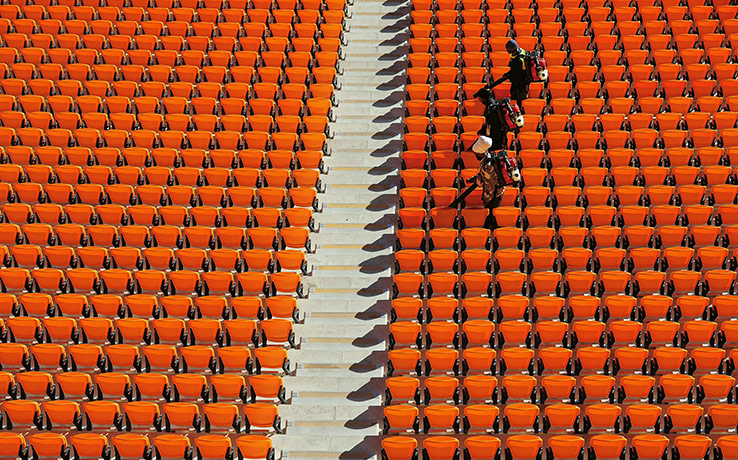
[490,131,505,151]
[484,195,503,230]
[512,86,527,113]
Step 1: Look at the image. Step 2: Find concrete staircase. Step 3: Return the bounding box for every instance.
[269,1,408,458]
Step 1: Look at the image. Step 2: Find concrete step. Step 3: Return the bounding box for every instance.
[272,435,379,459]
[294,365,384,378]
[320,204,396,215]
[317,224,394,236]
[281,0,404,455]
[298,294,388,307]
[301,311,386,326]
[312,241,394,252]
[310,268,391,280]
[309,250,392,264]
[291,392,382,407]
[323,147,403,161]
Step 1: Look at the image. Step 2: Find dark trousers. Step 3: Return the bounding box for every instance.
[511,85,529,112]
[484,194,504,230]
[490,131,506,151]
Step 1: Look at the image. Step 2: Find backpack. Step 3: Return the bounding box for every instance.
[493,150,521,186]
[521,50,549,83]
[498,98,524,132]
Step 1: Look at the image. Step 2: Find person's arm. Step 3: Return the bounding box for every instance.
[508,56,525,81]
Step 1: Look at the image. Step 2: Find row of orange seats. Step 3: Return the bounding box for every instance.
[416,0,732,10]
[0,62,339,91]
[386,374,735,404]
[384,401,738,433]
[0,114,333,139]
[410,34,734,62]
[406,240,737,267]
[405,85,738,116]
[434,176,731,202]
[399,203,738,230]
[0,158,324,185]
[408,2,737,24]
[0,221,313,251]
[404,132,738,158]
[489,204,729,228]
[393,267,737,297]
[389,317,734,349]
[414,68,731,100]
[396,225,738,256]
[0,50,339,79]
[0,342,289,373]
[0,88,335,114]
[0,128,329,153]
[401,183,738,210]
[0,291,295,319]
[0,370,285,402]
[6,244,309,275]
[413,0,723,9]
[408,31,734,55]
[389,314,738,348]
[0,1,349,23]
[389,294,734,323]
[409,11,734,40]
[409,83,734,111]
[0,203,315,229]
[0,315,294,346]
[402,147,734,171]
[382,434,738,460]
[519,113,738,133]
[0,111,333,133]
[0,146,327,169]
[411,126,738,153]
[411,104,735,130]
[0,0,344,11]
[0,6,346,29]
[394,245,738,274]
[0,53,341,82]
[395,223,738,251]
[0,72,337,100]
[0,180,319,208]
[0,398,282,433]
[409,85,733,112]
[386,345,738,376]
[409,113,738,135]
[0,163,323,190]
[0,432,275,460]
[401,200,730,229]
[0,266,305,297]
[0,315,294,345]
[0,18,344,42]
[0,188,317,216]
[0,46,343,74]
[407,40,734,67]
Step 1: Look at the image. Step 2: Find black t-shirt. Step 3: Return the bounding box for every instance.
[507,52,529,90]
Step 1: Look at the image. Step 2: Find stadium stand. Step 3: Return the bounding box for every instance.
[4,0,736,454]
[385,0,738,458]
[0,0,351,455]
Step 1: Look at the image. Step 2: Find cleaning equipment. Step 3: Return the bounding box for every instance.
[494,150,521,185]
[499,99,524,131]
[524,50,549,82]
[480,98,524,133]
[471,135,494,154]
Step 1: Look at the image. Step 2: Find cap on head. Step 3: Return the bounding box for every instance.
[505,39,519,54]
